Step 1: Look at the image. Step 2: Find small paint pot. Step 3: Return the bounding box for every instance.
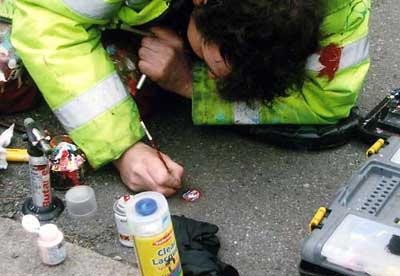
[50,167,85,191]
[49,135,85,191]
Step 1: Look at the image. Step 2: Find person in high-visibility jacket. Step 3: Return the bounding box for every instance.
[10,0,370,196]
[185,0,370,126]
[10,0,187,196]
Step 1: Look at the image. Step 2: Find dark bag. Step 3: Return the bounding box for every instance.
[0,20,39,114]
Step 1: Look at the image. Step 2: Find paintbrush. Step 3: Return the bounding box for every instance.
[122,26,177,177]
[120,24,155,37]
[140,120,171,173]
[120,24,155,90]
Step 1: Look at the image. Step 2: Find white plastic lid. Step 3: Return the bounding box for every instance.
[22,215,41,233]
[322,214,400,275]
[38,224,60,242]
[126,192,170,237]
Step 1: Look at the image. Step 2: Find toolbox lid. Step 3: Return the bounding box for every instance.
[322,214,400,276]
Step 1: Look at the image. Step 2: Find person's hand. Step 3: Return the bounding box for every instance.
[113,142,184,197]
[193,0,207,5]
[138,27,193,98]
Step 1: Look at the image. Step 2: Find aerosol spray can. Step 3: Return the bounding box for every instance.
[114,194,134,247]
[127,192,183,276]
[22,118,64,221]
[28,143,52,208]
[22,215,67,266]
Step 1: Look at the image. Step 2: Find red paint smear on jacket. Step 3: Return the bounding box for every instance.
[318,44,343,81]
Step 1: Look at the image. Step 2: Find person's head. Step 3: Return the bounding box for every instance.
[187,0,323,102]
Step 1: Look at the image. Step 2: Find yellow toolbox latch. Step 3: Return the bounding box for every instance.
[366,138,385,158]
[308,207,328,232]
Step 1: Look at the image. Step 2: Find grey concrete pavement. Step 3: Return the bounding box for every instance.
[0,217,139,276]
[1,1,399,275]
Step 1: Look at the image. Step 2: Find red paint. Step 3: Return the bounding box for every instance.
[60,171,80,186]
[128,79,138,96]
[66,171,80,186]
[116,49,128,57]
[318,43,343,81]
[150,140,171,173]
[123,194,130,202]
[182,188,201,202]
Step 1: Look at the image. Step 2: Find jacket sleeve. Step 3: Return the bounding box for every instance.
[191,59,369,126]
[191,0,371,126]
[11,0,144,169]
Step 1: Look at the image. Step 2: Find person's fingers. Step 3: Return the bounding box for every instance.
[123,160,178,197]
[138,47,160,62]
[146,159,179,190]
[155,186,178,197]
[193,0,207,6]
[142,156,179,197]
[148,164,169,185]
[138,60,162,81]
[115,142,180,197]
[160,153,184,189]
[140,168,159,190]
[122,162,149,192]
[149,27,175,40]
[123,172,145,192]
[141,37,169,52]
[149,27,183,49]
[138,41,173,81]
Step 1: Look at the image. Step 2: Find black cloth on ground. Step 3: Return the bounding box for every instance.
[172,215,239,276]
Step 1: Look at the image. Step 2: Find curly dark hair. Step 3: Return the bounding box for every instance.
[192,0,323,103]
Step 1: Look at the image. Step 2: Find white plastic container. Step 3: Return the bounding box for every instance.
[126,192,183,276]
[22,215,67,266]
[65,185,97,218]
[114,194,134,247]
[37,224,67,265]
[322,214,400,276]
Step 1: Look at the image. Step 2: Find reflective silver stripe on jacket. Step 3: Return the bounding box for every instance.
[63,0,121,20]
[53,72,129,132]
[234,101,260,125]
[306,36,369,72]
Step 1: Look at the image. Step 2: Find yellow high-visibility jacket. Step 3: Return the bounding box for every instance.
[9,0,371,168]
[11,0,171,168]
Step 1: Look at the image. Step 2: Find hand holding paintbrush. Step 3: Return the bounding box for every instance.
[127,25,175,175]
[120,24,154,91]
[140,120,171,174]
[110,26,184,196]
[127,26,172,174]
[133,26,193,97]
